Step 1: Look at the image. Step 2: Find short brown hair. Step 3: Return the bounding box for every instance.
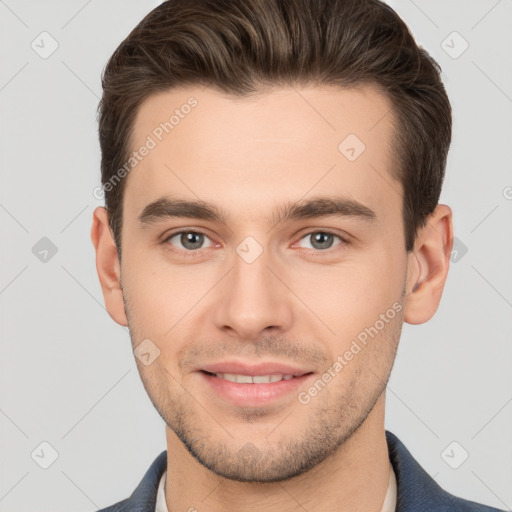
[98,0,451,256]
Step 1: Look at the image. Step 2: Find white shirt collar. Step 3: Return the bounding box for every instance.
[155,469,168,512]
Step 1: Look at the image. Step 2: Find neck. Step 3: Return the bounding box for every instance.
[164,394,390,512]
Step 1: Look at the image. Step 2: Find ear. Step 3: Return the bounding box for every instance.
[403,204,454,325]
[90,206,128,326]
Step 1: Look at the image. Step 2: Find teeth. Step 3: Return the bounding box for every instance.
[235,374,253,384]
[215,373,295,383]
[253,375,272,383]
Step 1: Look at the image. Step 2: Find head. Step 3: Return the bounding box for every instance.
[92,0,453,482]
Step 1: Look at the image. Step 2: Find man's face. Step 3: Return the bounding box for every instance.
[118,85,411,481]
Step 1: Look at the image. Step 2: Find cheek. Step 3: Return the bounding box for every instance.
[121,256,172,338]
[121,250,217,354]
[299,249,405,343]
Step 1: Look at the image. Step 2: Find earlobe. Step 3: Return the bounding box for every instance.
[91,206,128,327]
[403,204,454,325]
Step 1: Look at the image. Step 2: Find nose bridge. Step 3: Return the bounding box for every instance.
[213,238,293,338]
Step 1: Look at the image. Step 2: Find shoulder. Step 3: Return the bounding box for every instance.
[430,493,507,511]
[385,431,506,512]
[94,450,167,512]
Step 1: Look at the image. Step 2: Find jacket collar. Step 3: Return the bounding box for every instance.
[385,430,455,511]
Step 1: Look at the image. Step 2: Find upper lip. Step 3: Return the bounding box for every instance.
[199,361,314,377]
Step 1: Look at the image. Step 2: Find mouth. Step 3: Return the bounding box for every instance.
[201,370,303,383]
[196,362,315,407]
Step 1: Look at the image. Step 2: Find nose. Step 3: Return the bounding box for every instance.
[213,245,294,341]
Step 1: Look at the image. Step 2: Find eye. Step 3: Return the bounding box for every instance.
[296,231,345,251]
[164,230,214,252]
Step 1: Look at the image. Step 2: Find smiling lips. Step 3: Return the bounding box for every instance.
[212,373,295,383]
[200,361,312,381]
[197,361,315,405]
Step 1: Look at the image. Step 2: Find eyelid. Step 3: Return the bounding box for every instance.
[162,227,211,241]
[293,230,348,251]
[161,228,349,255]
[162,228,217,255]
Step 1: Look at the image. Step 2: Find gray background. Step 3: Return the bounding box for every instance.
[0,0,511,510]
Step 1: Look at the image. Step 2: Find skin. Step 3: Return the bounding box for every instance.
[91,84,453,512]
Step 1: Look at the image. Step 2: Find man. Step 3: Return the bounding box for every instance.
[90,0,504,510]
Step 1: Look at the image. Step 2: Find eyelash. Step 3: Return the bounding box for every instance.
[162,230,217,258]
[162,229,348,257]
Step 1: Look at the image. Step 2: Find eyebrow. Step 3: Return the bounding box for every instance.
[138,195,377,227]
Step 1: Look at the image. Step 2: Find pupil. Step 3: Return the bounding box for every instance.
[182,232,203,250]
[312,232,332,250]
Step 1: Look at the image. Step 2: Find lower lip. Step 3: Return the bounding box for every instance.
[198,371,314,407]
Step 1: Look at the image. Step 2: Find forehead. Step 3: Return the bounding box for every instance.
[124,84,401,227]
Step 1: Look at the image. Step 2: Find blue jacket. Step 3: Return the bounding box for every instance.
[96,430,505,511]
